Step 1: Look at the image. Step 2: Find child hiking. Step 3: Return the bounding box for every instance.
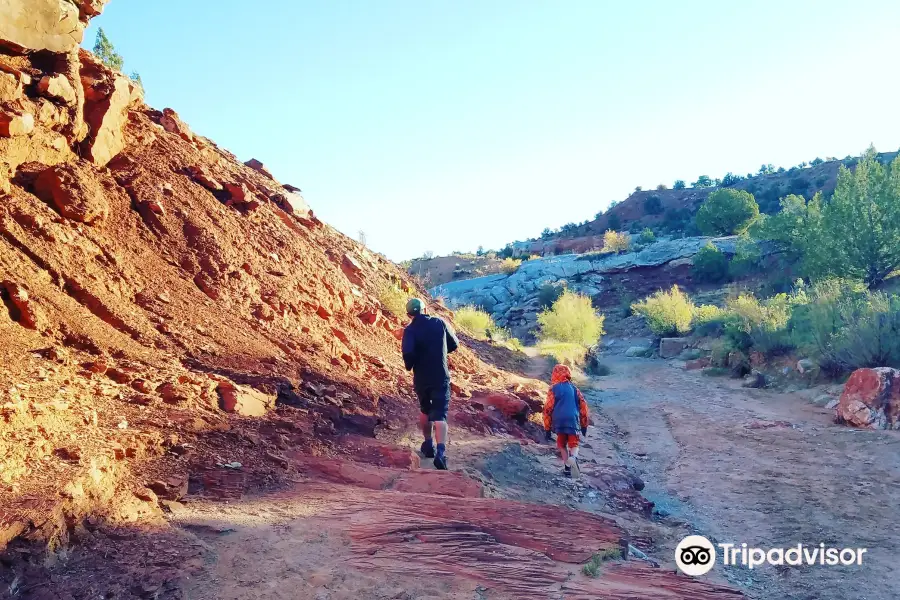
[543,364,589,478]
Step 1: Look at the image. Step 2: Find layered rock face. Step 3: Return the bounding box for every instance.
[433,236,757,337]
[0,0,541,554]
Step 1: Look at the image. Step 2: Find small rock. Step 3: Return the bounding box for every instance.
[0,111,34,137]
[135,488,158,503]
[797,358,815,374]
[244,158,274,179]
[225,182,252,204]
[0,72,22,103]
[131,379,153,394]
[159,108,193,141]
[186,165,223,191]
[217,380,274,417]
[625,346,651,358]
[38,74,77,105]
[742,370,767,389]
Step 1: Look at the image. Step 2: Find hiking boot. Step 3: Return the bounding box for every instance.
[433,455,448,470]
[564,466,572,478]
[420,440,435,458]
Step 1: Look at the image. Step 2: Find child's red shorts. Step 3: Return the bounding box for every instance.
[556,433,579,450]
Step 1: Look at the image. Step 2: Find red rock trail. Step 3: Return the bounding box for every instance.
[0,2,746,598]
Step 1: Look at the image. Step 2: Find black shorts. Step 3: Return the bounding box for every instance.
[415,381,451,422]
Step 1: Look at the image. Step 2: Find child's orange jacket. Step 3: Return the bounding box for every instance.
[543,364,589,433]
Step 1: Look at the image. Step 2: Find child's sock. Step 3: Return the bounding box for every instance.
[435,443,446,458]
[564,465,572,478]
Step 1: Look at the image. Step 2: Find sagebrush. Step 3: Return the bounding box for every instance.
[631,285,694,336]
[538,291,605,347]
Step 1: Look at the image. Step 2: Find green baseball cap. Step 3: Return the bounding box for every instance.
[406,297,425,316]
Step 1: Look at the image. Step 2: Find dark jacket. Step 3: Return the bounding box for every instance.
[402,314,459,386]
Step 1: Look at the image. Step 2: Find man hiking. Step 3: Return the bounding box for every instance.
[401,298,459,470]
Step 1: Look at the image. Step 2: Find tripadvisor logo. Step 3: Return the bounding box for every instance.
[675,535,868,576]
[675,535,716,576]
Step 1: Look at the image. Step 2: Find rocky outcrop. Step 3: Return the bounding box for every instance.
[216,380,275,417]
[80,54,143,166]
[0,0,106,53]
[835,368,900,430]
[33,161,109,223]
[433,236,767,337]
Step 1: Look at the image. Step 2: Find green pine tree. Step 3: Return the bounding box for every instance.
[93,28,124,71]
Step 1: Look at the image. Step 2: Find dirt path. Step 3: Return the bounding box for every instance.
[595,356,900,600]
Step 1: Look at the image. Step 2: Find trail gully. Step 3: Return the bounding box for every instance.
[597,356,900,600]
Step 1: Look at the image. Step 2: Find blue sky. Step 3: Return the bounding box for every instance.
[85,1,900,260]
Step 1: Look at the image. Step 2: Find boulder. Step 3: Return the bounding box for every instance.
[678,348,703,361]
[187,165,223,191]
[797,358,815,374]
[0,0,85,53]
[1,281,46,330]
[742,370,767,389]
[341,253,364,286]
[159,108,193,142]
[471,390,530,423]
[659,337,689,359]
[625,346,651,358]
[217,380,275,417]
[225,182,252,205]
[38,74,77,105]
[82,74,141,166]
[33,162,108,223]
[0,111,34,138]
[272,191,310,217]
[245,158,274,179]
[835,368,900,430]
[684,357,711,371]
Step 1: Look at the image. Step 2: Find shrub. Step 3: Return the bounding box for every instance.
[695,189,760,236]
[631,285,694,336]
[582,548,622,578]
[379,283,411,318]
[639,228,656,244]
[728,237,762,280]
[692,243,729,283]
[693,175,713,188]
[454,306,496,340]
[644,195,663,215]
[538,282,565,308]
[538,341,589,367]
[537,290,606,347]
[723,293,793,354]
[673,180,686,190]
[791,280,900,371]
[692,304,727,336]
[499,257,522,274]
[602,230,631,254]
[657,184,668,191]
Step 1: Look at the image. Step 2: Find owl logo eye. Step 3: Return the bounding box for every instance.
[675,535,716,576]
[680,545,712,565]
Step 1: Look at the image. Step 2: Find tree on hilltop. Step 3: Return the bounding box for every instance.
[695,189,760,236]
